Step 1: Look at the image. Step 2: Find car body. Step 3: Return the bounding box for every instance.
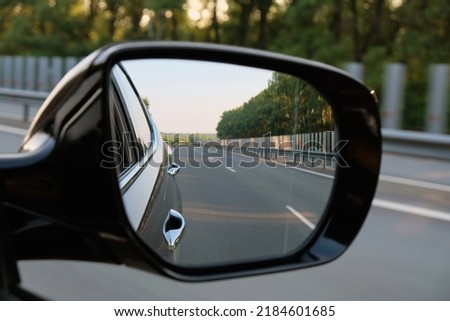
[0,42,381,299]
[110,63,183,260]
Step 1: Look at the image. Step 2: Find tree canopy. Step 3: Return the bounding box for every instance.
[216,72,333,139]
[0,0,448,131]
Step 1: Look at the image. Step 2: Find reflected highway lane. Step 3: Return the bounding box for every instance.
[1,127,449,300]
[170,145,334,267]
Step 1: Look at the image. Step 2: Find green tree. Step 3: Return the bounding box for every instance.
[0,0,448,131]
[216,72,333,139]
[391,0,450,130]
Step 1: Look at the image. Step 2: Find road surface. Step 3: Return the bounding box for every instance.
[0,125,449,300]
[165,146,334,267]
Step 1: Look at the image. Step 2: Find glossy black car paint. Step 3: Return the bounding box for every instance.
[110,62,183,261]
[0,42,381,299]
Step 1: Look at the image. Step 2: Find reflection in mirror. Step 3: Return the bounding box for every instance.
[108,59,336,268]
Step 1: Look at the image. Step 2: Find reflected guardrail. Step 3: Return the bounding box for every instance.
[236,145,337,169]
[228,131,450,162]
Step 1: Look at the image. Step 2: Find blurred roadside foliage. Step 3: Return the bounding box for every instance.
[0,0,448,131]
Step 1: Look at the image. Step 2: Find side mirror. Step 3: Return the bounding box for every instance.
[0,42,381,283]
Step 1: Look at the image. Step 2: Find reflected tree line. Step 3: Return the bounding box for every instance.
[216,73,333,139]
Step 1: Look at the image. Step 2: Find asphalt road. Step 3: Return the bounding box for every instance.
[1,125,449,300]
[169,146,334,267]
[0,124,27,153]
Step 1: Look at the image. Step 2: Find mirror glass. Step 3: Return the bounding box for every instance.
[107,59,337,268]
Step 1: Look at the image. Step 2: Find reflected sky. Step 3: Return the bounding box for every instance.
[122,59,273,133]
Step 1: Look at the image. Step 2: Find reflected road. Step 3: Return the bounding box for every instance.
[167,146,333,266]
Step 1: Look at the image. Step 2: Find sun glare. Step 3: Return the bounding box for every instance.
[389,0,404,9]
[187,0,229,25]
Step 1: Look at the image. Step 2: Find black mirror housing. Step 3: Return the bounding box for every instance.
[0,42,381,285]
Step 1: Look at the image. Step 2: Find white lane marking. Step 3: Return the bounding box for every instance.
[373,199,450,222]
[278,162,450,193]
[289,166,334,179]
[281,166,450,221]
[0,124,28,136]
[379,175,450,193]
[285,205,316,229]
[226,167,236,173]
[274,160,335,179]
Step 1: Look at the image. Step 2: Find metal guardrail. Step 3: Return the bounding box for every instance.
[0,88,48,122]
[382,128,450,161]
[0,88,449,161]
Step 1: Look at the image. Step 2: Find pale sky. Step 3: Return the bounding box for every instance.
[122,59,273,134]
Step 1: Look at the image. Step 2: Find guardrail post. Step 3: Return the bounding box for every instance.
[13,56,24,89]
[65,57,78,74]
[294,152,299,164]
[0,56,3,87]
[38,57,49,92]
[23,103,29,122]
[381,63,406,129]
[343,62,364,81]
[426,64,449,134]
[51,57,63,89]
[1,56,13,88]
[25,57,37,91]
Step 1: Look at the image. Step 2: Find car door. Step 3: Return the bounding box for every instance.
[110,64,183,262]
